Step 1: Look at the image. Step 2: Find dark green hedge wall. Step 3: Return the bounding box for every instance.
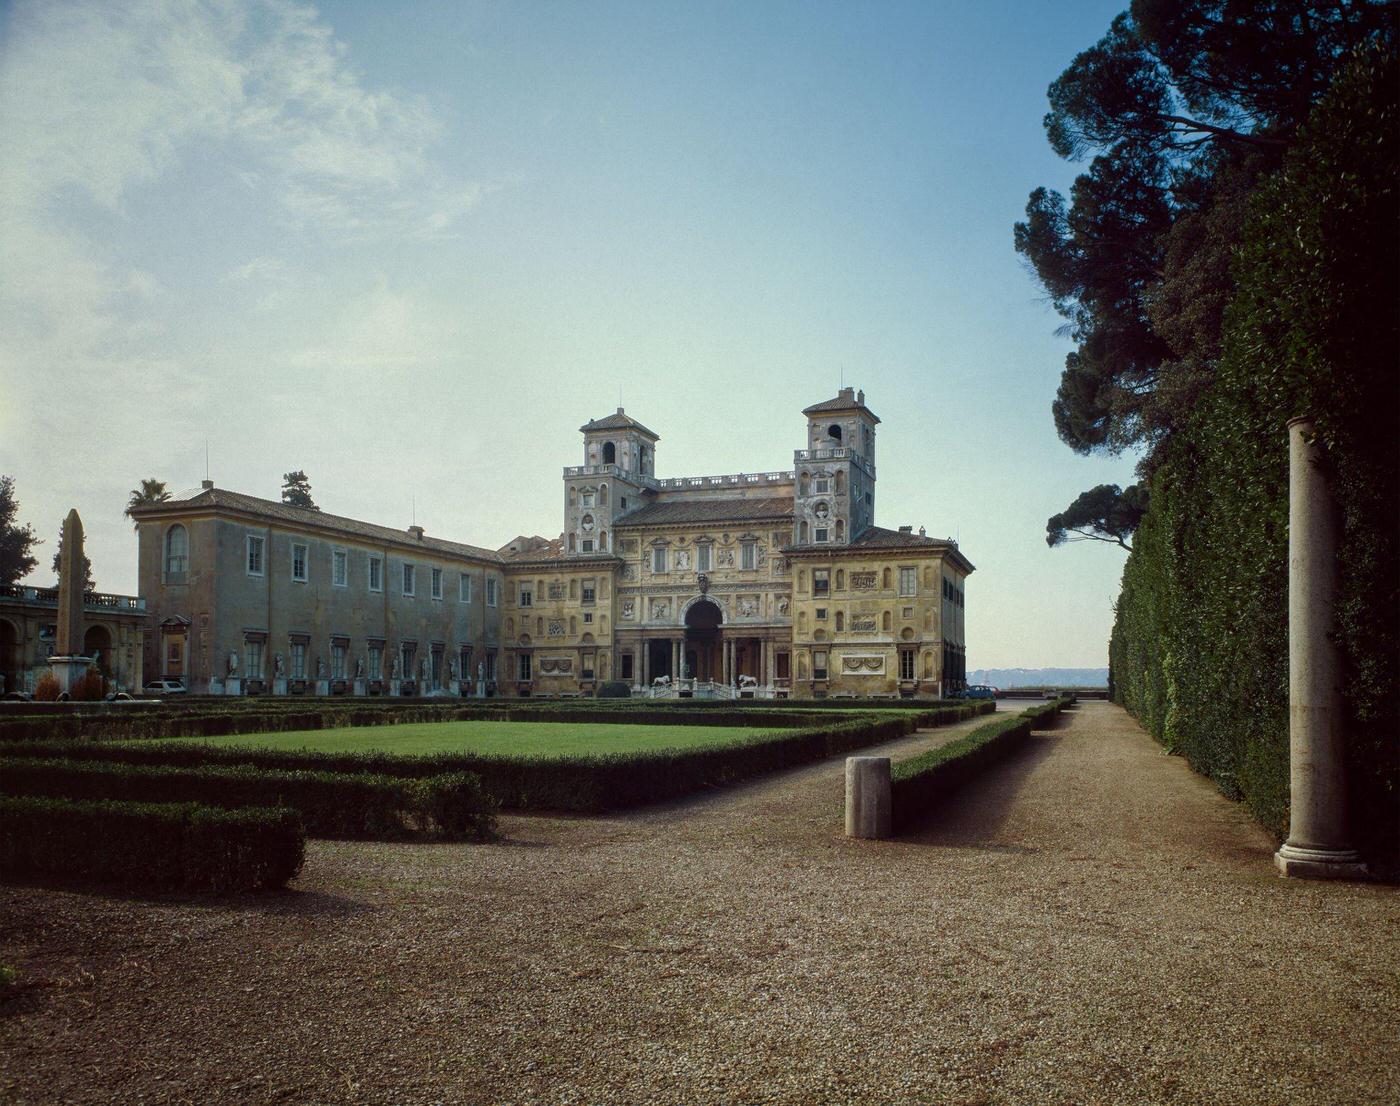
[1109,47,1398,863]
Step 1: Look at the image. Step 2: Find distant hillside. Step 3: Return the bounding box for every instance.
[969,668,1109,688]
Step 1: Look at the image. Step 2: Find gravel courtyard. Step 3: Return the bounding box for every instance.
[3,702,1396,1105]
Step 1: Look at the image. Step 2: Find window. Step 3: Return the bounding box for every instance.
[813,570,830,597]
[368,555,383,593]
[331,641,347,679]
[582,490,595,508]
[899,567,917,597]
[900,649,916,681]
[368,642,383,678]
[835,611,844,631]
[486,578,498,606]
[835,569,845,590]
[815,607,827,621]
[697,544,712,572]
[621,652,634,681]
[459,572,472,603]
[244,638,264,679]
[741,542,757,570]
[815,528,829,543]
[582,653,595,679]
[164,525,188,579]
[290,641,307,680]
[583,611,593,624]
[401,642,416,680]
[582,540,594,553]
[246,535,265,577]
[402,563,416,596]
[291,542,308,582]
[485,650,497,681]
[518,652,532,681]
[332,549,348,588]
[431,567,443,600]
[813,650,828,681]
[519,584,533,607]
[813,476,830,494]
[621,497,628,509]
[653,546,668,573]
[459,645,473,681]
[775,651,791,680]
[582,580,596,605]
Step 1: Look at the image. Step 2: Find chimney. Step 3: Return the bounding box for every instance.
[201,479,214,490]
[617,406,625,415]
[408,525,425,541]
[839,386,855,401]
[899,525,913,534]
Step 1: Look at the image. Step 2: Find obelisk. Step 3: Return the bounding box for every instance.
[50,508,92,694]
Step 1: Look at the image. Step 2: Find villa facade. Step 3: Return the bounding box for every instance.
[131,388,971,698]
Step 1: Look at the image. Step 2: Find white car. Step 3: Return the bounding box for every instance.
[143,679,187,696]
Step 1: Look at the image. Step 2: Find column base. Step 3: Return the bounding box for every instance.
[1274,842,1369,881]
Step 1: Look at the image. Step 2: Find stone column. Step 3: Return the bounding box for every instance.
[1274,416,1367,880]
[845,757,891,839]
[641,638,650,686]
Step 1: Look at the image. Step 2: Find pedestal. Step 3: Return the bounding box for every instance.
[49,655,91,694]
[449,679,461,696]
[272,677,288,696]
[390,679,401,696]
[315,680,330,696]
[476,681,486,697]
[845,756,891,839]
[225,677,242,697]
[209,678,224,696]
[353,679,366,697]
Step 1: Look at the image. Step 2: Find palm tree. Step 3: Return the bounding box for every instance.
[125,478,172,528]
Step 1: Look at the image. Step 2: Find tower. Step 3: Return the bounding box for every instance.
[793,387,878,546]
[563,408,659,555]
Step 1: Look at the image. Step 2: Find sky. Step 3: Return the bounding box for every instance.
[0,0,1137,669]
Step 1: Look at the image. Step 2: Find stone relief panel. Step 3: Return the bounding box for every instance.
[621,599,636,620]
[842,655,886,674]
[850,615,878,632]
[777,595,790,616]
[621,564,637,581]
[851,571,878,590]
[736,595,759,618]
[547,620,566,637]
[675,549,691,571]
[538,657,573,674]
[650,598,671,621]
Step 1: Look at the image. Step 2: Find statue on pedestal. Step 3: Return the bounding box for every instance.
[227,651,238,676]
[274,653,286,677]
[355,657,365,679]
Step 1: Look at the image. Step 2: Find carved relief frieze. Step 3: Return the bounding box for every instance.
[736,595,759,618]
[621,599,636,620]
[538,656,573,674]
[842,655,886,674]
[650,598,671,621]
[851,572,878,590]
[849,615,878,632]
[777,595,790,616]
[547,620,566,637]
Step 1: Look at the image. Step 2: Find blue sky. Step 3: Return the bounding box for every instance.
[0,0,1135,668]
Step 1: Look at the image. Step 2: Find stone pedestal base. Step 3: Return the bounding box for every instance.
[315,680,330,696]
[845,756,891,839]
[475,681,486,697]
[389,679,401,696]
[50,655,91,694]
[272,678,288,696]
[225,677,242,697]
[353,679,366,696]
[448,679,461,696]
[1274,843,1369,881]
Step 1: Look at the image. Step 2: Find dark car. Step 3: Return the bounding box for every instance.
[953,685,997,700]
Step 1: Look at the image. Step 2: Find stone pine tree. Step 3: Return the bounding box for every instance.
[124,478,172,528]
[0,475,39,586]
[281,471,319,510]
[1046,484,1148,551]
[51,524,95,592]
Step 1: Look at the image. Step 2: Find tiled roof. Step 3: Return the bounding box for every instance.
[579,408,660,440]
[129,488,503,563]
[785,525,976,573]
[801,388,880,423]
[614,496,794,528]
[496,535,622,567]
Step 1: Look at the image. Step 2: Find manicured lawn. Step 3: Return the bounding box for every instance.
[173,720,782,758]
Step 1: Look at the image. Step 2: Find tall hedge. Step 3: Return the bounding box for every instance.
[1110,47,1399,863]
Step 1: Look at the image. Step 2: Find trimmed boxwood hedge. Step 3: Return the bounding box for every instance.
[2,702,994,813]
[0,758,496,842]
[0,796,304,891]
[889,699,1069,832]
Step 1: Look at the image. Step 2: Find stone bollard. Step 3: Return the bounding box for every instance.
[1274,416,1367,880]
[845,757,891,840]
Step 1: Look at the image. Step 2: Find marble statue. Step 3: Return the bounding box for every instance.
[274,653,286,677]
[227,651,238,676]
[316,655,326,679]
[355,657,365,679]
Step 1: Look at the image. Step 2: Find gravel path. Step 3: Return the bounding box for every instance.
[3,702,1396,1105]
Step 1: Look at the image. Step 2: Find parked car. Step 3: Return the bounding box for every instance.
[142,679,186,696]
[953,685,998,700]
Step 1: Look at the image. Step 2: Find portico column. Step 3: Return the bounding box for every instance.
[1275,416,1367,879]
[641,638,650,685]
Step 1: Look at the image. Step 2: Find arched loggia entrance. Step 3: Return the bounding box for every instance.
[683,597,723,682]
[83,625,113,675]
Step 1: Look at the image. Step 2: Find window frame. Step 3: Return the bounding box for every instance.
[486,578,498,607]
[459,572,472,603]
[401,562,416,597]
[291,542,309,583]
[740,541,757,570]
[245,534,265,578]
[899,566,918,597]
[431,566,443,600]
[332,548,348,588]
[653,546,668,574]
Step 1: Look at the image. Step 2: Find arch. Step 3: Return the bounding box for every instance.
[834,611,844,631]
[798,472,811,496]
[599,531,608,552]
[83,625,113,671]
[798,569,807,591]
[827,423,843,441]
[835,569,844,590]
[682,596,724,628]
[900,626,916,641]
[835,519,845,542]
[569,487,577,504]
[602,441,616,464]
[536,617,544,635]
[581,632,596,645]
[506,617,515,636]
[570,616,577,635]
[0,617,21,690]
[924,651,935,678]
[834,470,845,494]
[798,611,807,632]
[798,653,809,679]
[813,628,826,642]
[798,521,810,544]
[164,524,188,578]
[882,567,892,589]
[569,579,578,599]
[568,534,577,554]
[882,611,892,632]
[599,483,609,506]
[518,633,532,646]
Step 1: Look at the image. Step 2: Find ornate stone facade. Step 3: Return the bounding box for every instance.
[132,388,971,697]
